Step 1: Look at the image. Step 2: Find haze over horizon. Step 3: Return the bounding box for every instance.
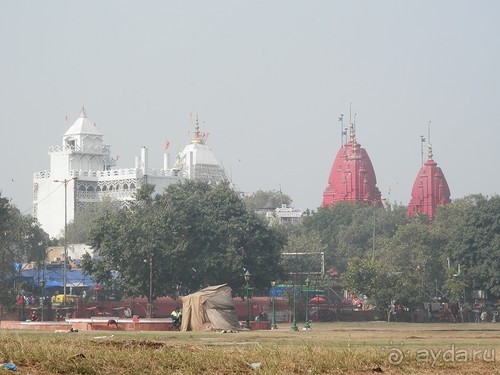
[1,1,500,217]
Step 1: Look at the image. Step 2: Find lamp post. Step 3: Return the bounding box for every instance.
[271,281,277,329]
[244,270,252,329]
[21,290,25,321]
[53,177,77,307]
[290,284,298,331]
[40,279,46,321]
[304,277,311,330]
[144,255,153,318]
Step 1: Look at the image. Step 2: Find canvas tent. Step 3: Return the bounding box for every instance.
[181,284,240,331]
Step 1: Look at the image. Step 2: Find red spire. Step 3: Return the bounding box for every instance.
[322,122,381,207]
[407,145,451,220]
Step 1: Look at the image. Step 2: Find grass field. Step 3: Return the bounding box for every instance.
[0,322,499,374]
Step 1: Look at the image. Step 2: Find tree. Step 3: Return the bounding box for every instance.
[343,257,421,321]
[83,181,286,305]
[279,226,327,282]
[302,203,407,274]
[437,195,500,299]
[65,198,120,244]
[0,194,49,309]
[243,190,292,210]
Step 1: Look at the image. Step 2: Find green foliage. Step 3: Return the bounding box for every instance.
[343,257,421,320]
[84,181,286,301]
[0,194,49,307]
[243,189,292,210]
[436,194,500,298]
[303,203,407,273]
[279,226,327,283]
[65,198,120,244]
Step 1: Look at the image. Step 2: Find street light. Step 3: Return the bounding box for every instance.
[271,281,277,329]
[290,284,298,331]
[53,177,77,307]
[40,279,46,321]
[144,256,153,318]
[244,270,252,329]
[304,277,311,330]
[21,290,25,321]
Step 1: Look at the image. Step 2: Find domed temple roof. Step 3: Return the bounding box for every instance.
[407,145,451,220]
[321,123,381,207]
[173,116,228,184]
[64,107,102,136]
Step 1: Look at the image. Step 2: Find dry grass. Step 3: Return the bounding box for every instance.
[0,322,499,374]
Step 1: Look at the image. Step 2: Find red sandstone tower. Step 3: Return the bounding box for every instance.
[407,145,451,220]
[321,121,382,207]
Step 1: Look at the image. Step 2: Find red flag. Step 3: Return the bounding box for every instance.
[116,155,120,161]
[164,139,170,150]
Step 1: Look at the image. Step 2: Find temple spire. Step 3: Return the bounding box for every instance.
[191,114,204,145]
[349,113,359,154]
[79,107,87,118]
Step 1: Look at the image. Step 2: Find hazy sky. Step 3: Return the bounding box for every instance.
[1,1,499,215]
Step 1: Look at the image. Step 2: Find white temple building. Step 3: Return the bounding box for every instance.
[33,108,229,238]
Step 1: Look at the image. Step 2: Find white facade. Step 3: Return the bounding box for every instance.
[266,204,304,225]
[33,108,229,238]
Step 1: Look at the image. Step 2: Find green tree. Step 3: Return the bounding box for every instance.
[0,194,49,308]
[279,226,327,281]
[65,198,120,244]
[375,217,450,307]
[437,195,500,298]
[83,181,286,305]
[302,203,407,274]
[343,257,421,321]
[243,190,292,210]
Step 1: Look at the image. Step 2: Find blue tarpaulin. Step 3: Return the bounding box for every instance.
[19,268,96,289]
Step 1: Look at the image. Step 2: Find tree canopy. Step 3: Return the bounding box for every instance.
[65,198,120,244]
[82,181,286,302]
[242,189,292,210]
[0,194,49,306]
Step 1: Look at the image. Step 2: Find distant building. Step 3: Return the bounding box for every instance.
[266,204,304,225]
[46,244,92,263]
[322,121,381,207]
[407,145,451,220]
[33,108,228,238]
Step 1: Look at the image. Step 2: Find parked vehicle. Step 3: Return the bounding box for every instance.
[51,294,78,306]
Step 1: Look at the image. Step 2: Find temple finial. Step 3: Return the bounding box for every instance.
[191,114,204,144]
[79,107,87,118]
[428,143,433,160]
[350,113,359,153]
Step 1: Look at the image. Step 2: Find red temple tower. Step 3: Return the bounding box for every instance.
[321,122,382,207]
[407,145,451,220]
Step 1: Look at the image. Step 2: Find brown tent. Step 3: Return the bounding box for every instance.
[180,284,240,331]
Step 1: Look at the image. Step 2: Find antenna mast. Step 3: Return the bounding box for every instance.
[427,121,431,146]
[338,114,344,147]
[420,135,426,166]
